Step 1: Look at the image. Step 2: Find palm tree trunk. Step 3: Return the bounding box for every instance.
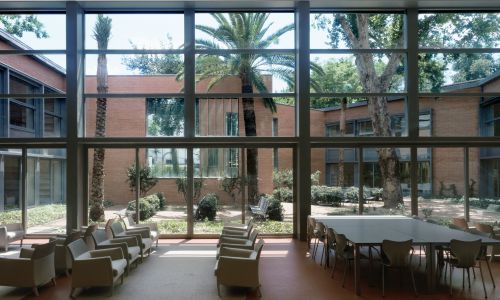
[338,98,347,187]
[241,77,259,204]
[89,15,111,221]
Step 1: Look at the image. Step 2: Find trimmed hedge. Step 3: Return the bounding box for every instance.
[311,185,343,206]
[273,187,293,202]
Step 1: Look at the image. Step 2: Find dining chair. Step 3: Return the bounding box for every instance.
[307,216,316,253]
[447,239,487,299]
[451,217,469,231]
[313,221,327,266]
[380,239,417,297]
[332,231,369,288]
[471,230,496,288]
[475,223,500,263]
[325,227,336,270]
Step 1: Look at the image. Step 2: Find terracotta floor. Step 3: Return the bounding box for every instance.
[6,238,500,300]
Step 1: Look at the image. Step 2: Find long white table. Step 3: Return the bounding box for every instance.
[315,215,500,295]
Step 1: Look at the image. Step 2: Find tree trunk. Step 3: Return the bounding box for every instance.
[336,13,405,208]
[241,74,259,204]
[89,35,109,221]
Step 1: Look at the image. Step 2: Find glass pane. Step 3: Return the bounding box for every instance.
[311,13,405,49]
[418,53,500,92]
[195,54,294,94]
[312,147,358,216]
[420,96,483,137]
[418,13,500,48]
[84,54,185,93]
[195,13,294,49]
[416,147,464,224]
[86,97,184,138]
[196,97,295,137]
[311,97,407,137]
[85,14,184,49]
[471,147,500,226]
[0,14,66,49]
[0,55,66,93]
[27,148,66,234]
[311,54,406,93]
[0,151,22,224]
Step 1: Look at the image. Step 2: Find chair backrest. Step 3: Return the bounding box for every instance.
[260,197,270,211]
[105,218,116,230]
[315,222,326,238]
[381,239,413,267]
[92,229,109,245]
[326,227,336,248]
[475,223,494,237]
[122,214,136,228]
[452,217,469,231]
[65,231,83,245]
[333,231,349,258]
[450,239,481,268]
[248,229,259,244]
[308,216,316,236]
[424,218,439,224]
[254,239,265,260]
[449,223,465,231]
[110,222,125,236]
[32,241,56,259]
[67,238,90,261]
[83,224,98,239]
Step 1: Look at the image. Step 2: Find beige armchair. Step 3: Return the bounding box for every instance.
[92,229,141,274]
[220,223,254,239]
[120,214,159,248]
[67,238,127,297]
[216,229,259,258]
[0,223,25,251]
[0,241,56,296]
[214,239,265,297]
[109,220,152,261]
[50,231,82,276]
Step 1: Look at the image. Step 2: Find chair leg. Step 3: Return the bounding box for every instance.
[20,239,23,248]
[484,258,496,287]
[342,260,349,288]
[52,277,57,286]
[70,288,76,298]
[409,267,418,297]
[256,286,262,297]
[467,268,471,289]
[478,262,487,299]
[449,264,454,297]
[382,265,385,297]
[331,255,337,278]
[462,268,465,289]
[217,282,221,297]
[32,286,39,296]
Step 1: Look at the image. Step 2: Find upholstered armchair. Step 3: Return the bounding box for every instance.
[92,229,141,274]
[0,223,25,251]
[214,239,265,297]
[120,214,159,248]
[50,231,82,276]
[0,241,56,296]
[109,220,152,261]
[216,230,259,258]
[67,238,127,297]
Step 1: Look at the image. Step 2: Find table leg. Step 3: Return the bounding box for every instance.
[426,243,435,293]
[354,244,361,295]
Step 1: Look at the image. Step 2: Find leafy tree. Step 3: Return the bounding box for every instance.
[123,36,183,74]
[315,12,499,207]
[126,164,159,196]
[89,15,112,221]
[193,13,323,204]
[0,15,47,38]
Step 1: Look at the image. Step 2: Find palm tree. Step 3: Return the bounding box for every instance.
[193,13,323,203]
[89,14,112,222]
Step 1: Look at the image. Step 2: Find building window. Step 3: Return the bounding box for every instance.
[357,120,373,136]
[325,121,354,137]
[146,98,184,137]
[148,148,187,178]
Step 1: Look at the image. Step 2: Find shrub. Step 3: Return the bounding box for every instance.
[195,193,218,221]
[127,198,155,221]
[273,187,293,202]
[127,193,162,221]
[311,185,343,206]
[156,192,166,210]
[344,187,359,202]
[266,198,284,221]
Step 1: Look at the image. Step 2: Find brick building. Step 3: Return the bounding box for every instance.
[1,28,499,209]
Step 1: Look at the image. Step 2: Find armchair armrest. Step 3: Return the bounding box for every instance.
[72,257,113,286]
[217,256,259,284]
[222,228,248,235]
[90,247,124,260]
[219,236,249,245]
[19,248,35,258]
[0,226,7,248]
[124,228,151,238]
[110,236,139,247]
[0,257,33,283]
[219,246,254,258]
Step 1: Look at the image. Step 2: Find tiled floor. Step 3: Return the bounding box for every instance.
[1,238,499,300]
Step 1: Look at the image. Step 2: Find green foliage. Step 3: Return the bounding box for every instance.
[0,204,65,227]
[146,99,184,137]
[272,169,293,189]
[157,220,188,234]
[0,15,48,38]
[93,14,112,49]
[343,186,359,202]
[438,181,458,198]
[218,176,244,203]
[254,221,293,234]
[127,194,163,221]
[103,199,114,208]
[266,198,284,221]
[176,177,205,203]
[195,193,218,221]
[126,163,159,196]
[272,187,293,202]
[422,208,433,218]
[311,185,343,206]
[156,192,166,210]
